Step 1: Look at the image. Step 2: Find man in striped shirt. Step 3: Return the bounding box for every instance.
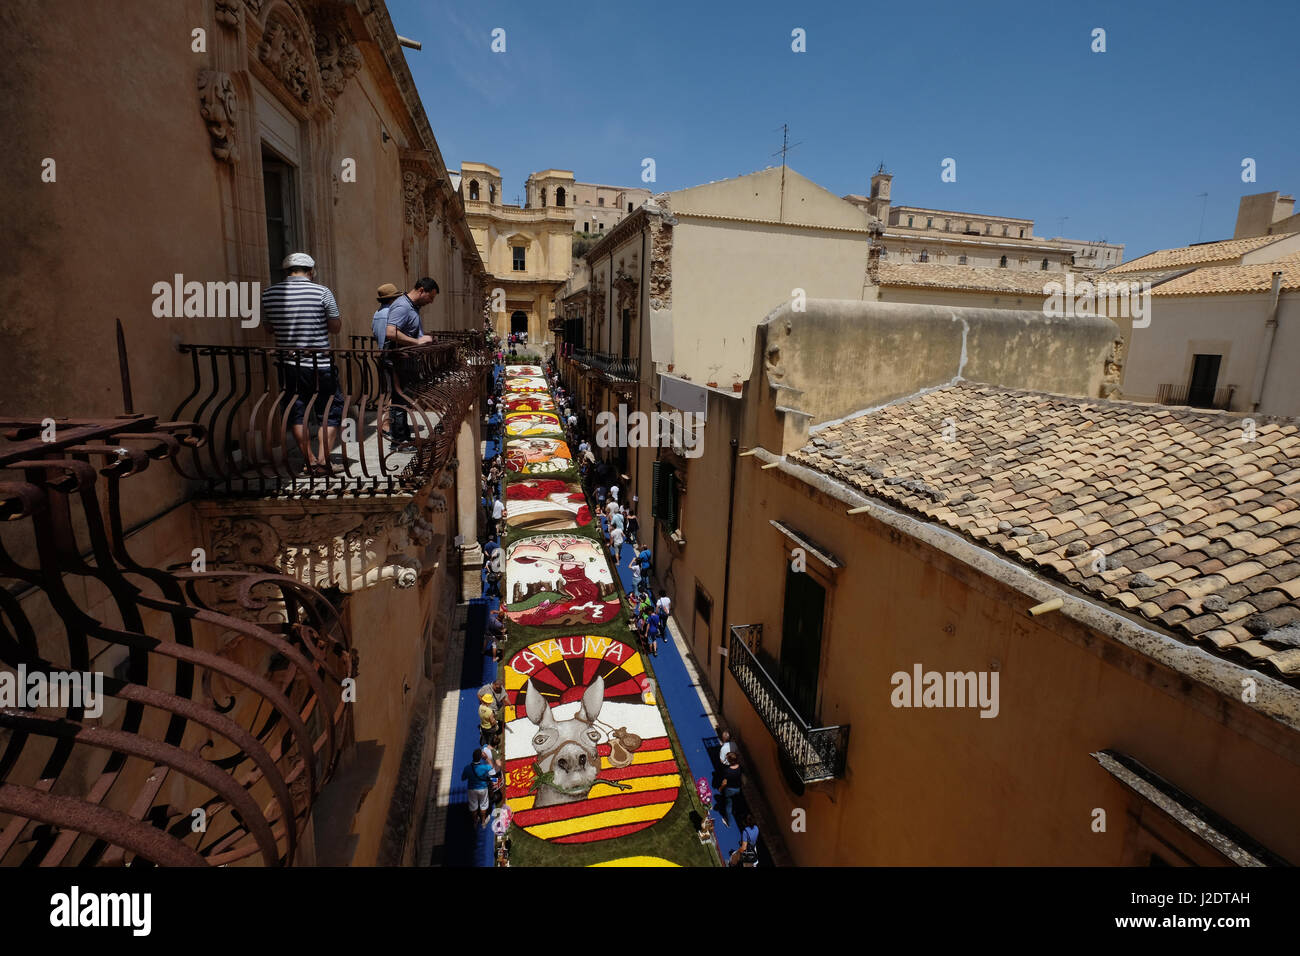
[262,252,343,473]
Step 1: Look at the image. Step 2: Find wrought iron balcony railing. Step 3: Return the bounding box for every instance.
[1155,382,1235,410]
[171,338,490,496]
[0,415,354,865]
[570,348,639,384]
[728,625,849,784]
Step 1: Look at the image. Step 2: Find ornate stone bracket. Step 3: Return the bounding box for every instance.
[202,500,437,596]
[315,24,361,105]
[198,69,238,164]
[216,0,241,28]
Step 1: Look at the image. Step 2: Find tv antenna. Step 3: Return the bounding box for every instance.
[772,123,802,221]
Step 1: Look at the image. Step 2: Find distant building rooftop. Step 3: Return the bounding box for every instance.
[1110,233,1295,274]
[875,262,1066,295]
[1150,251,1300,296]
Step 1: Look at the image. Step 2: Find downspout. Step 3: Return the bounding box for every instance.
[1249,271,1285,412]
[718,435,739,714]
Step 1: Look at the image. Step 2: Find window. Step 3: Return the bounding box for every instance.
[1019,228,1025,238]
[468,179,480,200]
[778,565,826,722]
[926,217,933,228]
[513,246,526,271]
[652,460,679,531]
[628,202,634,213]
[907,216,914,227]
[999,255,1008,267]
[1002,225,1009,236]
[583,221,589,233]
[598,222,604,230]
[262,145,299,285]
[598,197,605,206]
[541,187,547,206]
[489,184,496,203]
[919,249,929,262]
[944,220,950,232]
[556,187,566,207]
[958,254,967,265]
[1041,258,1049,270]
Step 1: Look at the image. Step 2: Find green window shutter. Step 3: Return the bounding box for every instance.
[652,461,677,527]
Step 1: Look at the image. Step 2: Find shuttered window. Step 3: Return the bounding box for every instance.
[652,460,678,529]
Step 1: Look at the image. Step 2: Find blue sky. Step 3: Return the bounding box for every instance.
[389,0,1300,261]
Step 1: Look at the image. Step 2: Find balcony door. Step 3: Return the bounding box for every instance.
[1187,353,1221,408]
[779,566,825,723]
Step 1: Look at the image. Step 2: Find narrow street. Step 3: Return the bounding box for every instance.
[425,357,776,866]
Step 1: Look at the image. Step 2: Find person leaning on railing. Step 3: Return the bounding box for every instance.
[262,252,344,475]
[378,278,437,449]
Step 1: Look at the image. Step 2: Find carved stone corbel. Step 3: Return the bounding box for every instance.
[215,0,241,28]
[198,70,238,164]
[315,25,361,105]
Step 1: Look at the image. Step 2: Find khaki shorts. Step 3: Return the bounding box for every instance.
[468,788,490,812]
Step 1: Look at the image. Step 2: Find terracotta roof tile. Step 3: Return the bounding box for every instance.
[1148,251,1300,296]
[790,382,1300,683]
[874,262,1066,296]
[1109,234,1295,274]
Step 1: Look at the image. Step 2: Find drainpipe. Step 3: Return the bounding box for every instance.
[1249,271,1285,412]
[717,435,739,714]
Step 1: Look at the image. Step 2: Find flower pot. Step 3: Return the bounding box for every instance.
[732,382,743,393]
[706,382,718,388]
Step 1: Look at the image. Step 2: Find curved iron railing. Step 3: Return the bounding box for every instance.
[171,338,489,496]
[727,625,848,784]
[0,415,355,866]
[571,348,638,384]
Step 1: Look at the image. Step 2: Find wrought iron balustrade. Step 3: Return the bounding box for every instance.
[571,348,639,384]
[171,339,489,496]
[728,625,849,784]
[0,415,355,866]
[1155,382,1235,410]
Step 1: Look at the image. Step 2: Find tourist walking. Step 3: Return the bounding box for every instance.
[714,752,744,828]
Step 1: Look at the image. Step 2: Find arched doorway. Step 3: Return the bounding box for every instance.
[556,187,566,207]
[511,311,528,334]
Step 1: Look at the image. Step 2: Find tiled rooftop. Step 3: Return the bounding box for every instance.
[1108,234,1294,274]
[789,382,1300,680]
[1150,251,1300,296]
[875,262,1066,295]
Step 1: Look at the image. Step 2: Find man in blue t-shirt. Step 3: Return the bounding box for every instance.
[464,749,492,828]
[380,278,437,445]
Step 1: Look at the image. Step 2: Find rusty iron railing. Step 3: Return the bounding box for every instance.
[0,415,355,866]
[170,338,489,496]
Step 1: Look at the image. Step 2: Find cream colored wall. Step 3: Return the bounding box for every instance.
[1122,292,1300,415]
[721,462,1300,865]
[670,220,867,384]
[1240,233,1300,263]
